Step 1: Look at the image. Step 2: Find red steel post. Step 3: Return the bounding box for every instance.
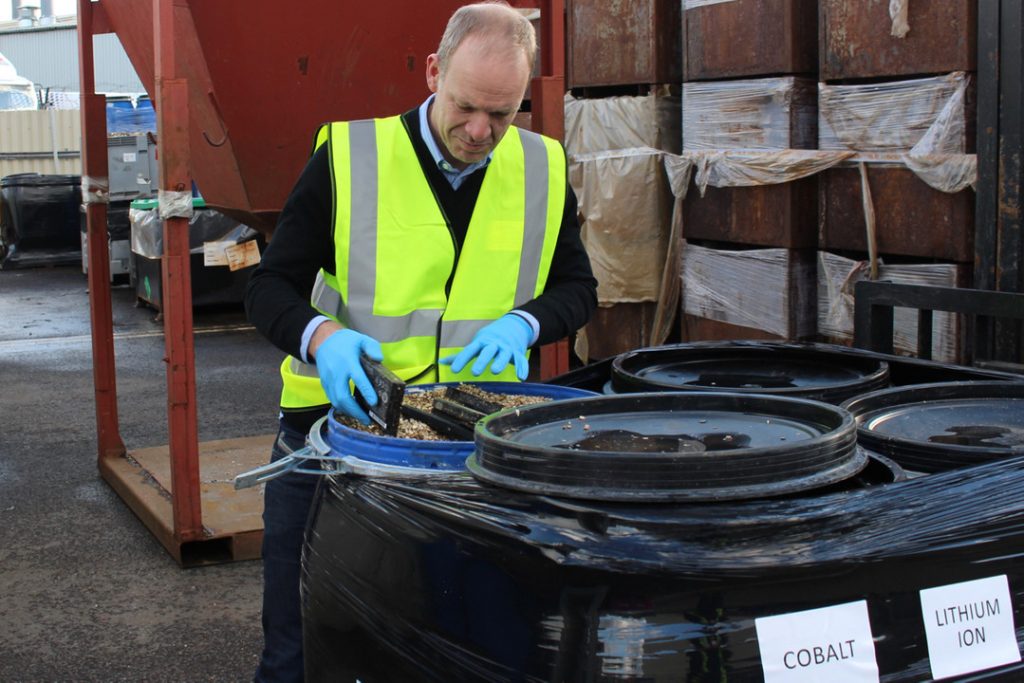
[155,0,203,542]
[77,0,125,459]
[531,0,571,378]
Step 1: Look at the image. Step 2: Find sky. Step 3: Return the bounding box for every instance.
[1,0,77,21]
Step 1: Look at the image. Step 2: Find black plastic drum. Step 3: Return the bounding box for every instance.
[611,342,890,404]
[468,391,867,502]
[842,381,1024,473]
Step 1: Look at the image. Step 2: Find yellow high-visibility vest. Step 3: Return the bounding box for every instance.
[279,115,566,409]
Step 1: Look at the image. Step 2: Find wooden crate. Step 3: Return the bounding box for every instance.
[567,0,682,87]
[819,0,976,81]
[682,177,818,249]
[682,77,817,151]
[681,243,816,340]
[684,0,817,81]
[817,251,967,363]
[818,73,975,155]
[818,166,974,262]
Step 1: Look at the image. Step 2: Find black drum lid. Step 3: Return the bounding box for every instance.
[611,342,890,404]
[469,392,867,502]
[843,381,1024,473]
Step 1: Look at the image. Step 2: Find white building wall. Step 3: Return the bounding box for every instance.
[0,22,146,94]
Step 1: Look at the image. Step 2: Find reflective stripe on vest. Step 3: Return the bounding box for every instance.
[279,116,565,408]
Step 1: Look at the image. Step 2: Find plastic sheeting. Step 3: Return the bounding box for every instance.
[661,153,693,200]
[564,92,681,155]
[0,173,82,268]
[819,72,968,154]
[683,77,817,152]
[890,0,910,38]
[685,0,737,8]
[302,457,1024,681]
[129,202,258,259]
[681,242,816,339]
[564,93,681,306]
[680,149,853,196]
[661,73,974,194]
[106,100,156,135]
[819,72,975,192]
[569,148,672,304]
[817,251,965,364]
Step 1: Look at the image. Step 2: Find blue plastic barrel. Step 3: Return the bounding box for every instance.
[323,382,597,471]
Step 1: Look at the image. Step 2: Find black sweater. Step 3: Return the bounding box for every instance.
[245,108,597,426]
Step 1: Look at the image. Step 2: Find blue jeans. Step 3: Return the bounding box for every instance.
[254,420,321,683]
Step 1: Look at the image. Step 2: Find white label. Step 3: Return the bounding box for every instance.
[225,240,261,271]
[122,152,137,163]
[756,601,879,682]
[920,575,1020,680]
[203,241,231,266]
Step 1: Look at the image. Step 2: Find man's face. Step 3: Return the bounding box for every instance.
[425,36,530,169]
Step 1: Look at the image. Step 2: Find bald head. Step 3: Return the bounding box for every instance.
[436,2,537,78]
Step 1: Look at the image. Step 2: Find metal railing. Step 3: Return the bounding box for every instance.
[854,280,1024,368]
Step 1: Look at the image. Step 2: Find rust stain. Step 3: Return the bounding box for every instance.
[297,56,309,76]
[998,154,1021,221]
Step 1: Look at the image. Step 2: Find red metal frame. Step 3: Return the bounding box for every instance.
[78,0,124,461]
[154,0,204,543]
[79,0,206,561]
[81,0,569,563]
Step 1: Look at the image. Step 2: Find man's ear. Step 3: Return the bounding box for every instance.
[425,53,441,93]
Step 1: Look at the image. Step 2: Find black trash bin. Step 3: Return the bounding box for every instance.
[128,197,264,310]
[0,173,82,269]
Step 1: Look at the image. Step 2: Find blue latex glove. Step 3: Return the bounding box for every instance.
[440,314,532,381]
[315,329,384,424]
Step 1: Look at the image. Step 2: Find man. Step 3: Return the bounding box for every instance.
[244,2,597,680]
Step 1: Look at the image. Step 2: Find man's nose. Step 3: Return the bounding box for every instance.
[465,113,490,142]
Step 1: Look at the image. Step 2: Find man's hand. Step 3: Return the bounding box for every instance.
[440,314,532,381]
[313,327,384,423]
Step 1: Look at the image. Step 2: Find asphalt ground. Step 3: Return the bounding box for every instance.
[0,264,284,682]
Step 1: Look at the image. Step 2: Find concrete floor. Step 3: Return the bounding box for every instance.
[0,264,285,681]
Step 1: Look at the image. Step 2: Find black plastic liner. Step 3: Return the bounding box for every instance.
[302,457,1024,682]
[843,381,1024,473]
[106,201,132,241]
[78,200,132,242]
[469,392,866,502]
[611,343,890,404]
[0,173,82,268]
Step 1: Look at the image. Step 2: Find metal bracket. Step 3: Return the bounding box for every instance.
[233,417,346,489]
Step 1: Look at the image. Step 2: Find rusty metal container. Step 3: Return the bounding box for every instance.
[684,0,817,81]
[567,0,682,88]
[582,302,660,361]
[819,0,976,81]
[100,1,465,234]
[818,166,975,262]
[682,314,786,343]
[683,179,818,249]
